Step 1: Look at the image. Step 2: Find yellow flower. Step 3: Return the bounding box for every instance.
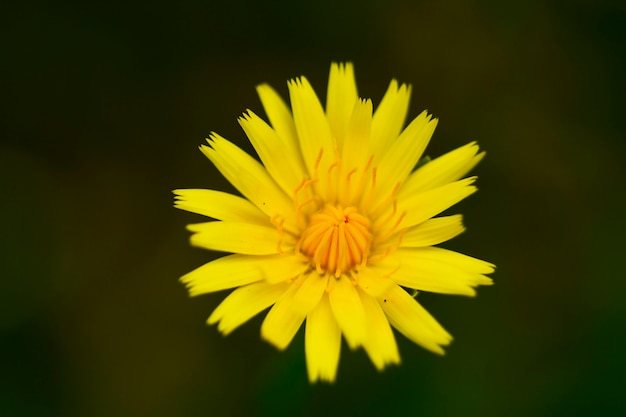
[175,63,494,383]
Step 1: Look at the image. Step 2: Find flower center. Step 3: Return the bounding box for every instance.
[297,205,372,277]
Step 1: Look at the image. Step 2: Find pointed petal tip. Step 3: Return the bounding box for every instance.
[479,276,495,286]
[287,75,309,89]
[387,78,411,94]
[255,82,270,91]
[308,372,337,384]
[237,111,252,123]
[400,82,411,97]
[185,222,206,232]
[216,322,237,336]
[179,272,192,284]
[260,333,289,351]
[433,347,446,356]
[331,61,354,70]
[206,313,219,326]
[462,176,479,187]
[480,262,496,273]
[199,141,216,156]
[369,352,402,372]
[186,290,207,298]
[464,288,478,297]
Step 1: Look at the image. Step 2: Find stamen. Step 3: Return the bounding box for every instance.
[328,160,339,174]
[338,167,357,207]
[370,181,401,219]
[346,168,357,184]
[363,154,374,172]
[371,167,377,190]
[390,210,407,233]
[297,205,372,276]
[395,227,407,248]
[293,178,308,202]
[374,207,408,245]
[359,166,378,213]
[270,215,285,254]
[314,148,324,172]
[296,198,316,213]
[371,211,408,263]
[328,161,339,200]
[293,177,319,230]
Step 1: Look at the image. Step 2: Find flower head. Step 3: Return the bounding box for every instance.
[175,63,494,383]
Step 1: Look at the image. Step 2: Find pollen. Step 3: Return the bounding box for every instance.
[297,205,372,277]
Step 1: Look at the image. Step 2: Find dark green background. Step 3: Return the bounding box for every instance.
[2,0,625,416]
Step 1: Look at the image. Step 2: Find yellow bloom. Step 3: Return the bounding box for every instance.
[175,63,494,383]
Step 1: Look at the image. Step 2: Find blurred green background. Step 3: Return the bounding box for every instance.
[1,0,625,416]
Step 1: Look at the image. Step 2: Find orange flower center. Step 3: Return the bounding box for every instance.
[297,205,372,277]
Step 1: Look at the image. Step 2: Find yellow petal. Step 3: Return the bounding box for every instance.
[261,283,306,350]
[209,281,290,335]
[392,248,493,297]
[399,177,477,229]
[328,275,367,349]
[358,288,400,370]
[371,80,412,156]
[288,76,335,180]
[173,189,267,224]
[409,246,495,274]
[380,284,452,354]
[187,221,287,255]
[200,134,296,232]
[255,83,303,169]
[180,254,308,296]
[356,262,397,298]
[305,294,341,383]
[326,62,358,150]
[399,142,484,197]
[400,215,465,247]
[238,110,307,194]
[375,111,436,192]
[291,273,329,315]
[339,99,373,207]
